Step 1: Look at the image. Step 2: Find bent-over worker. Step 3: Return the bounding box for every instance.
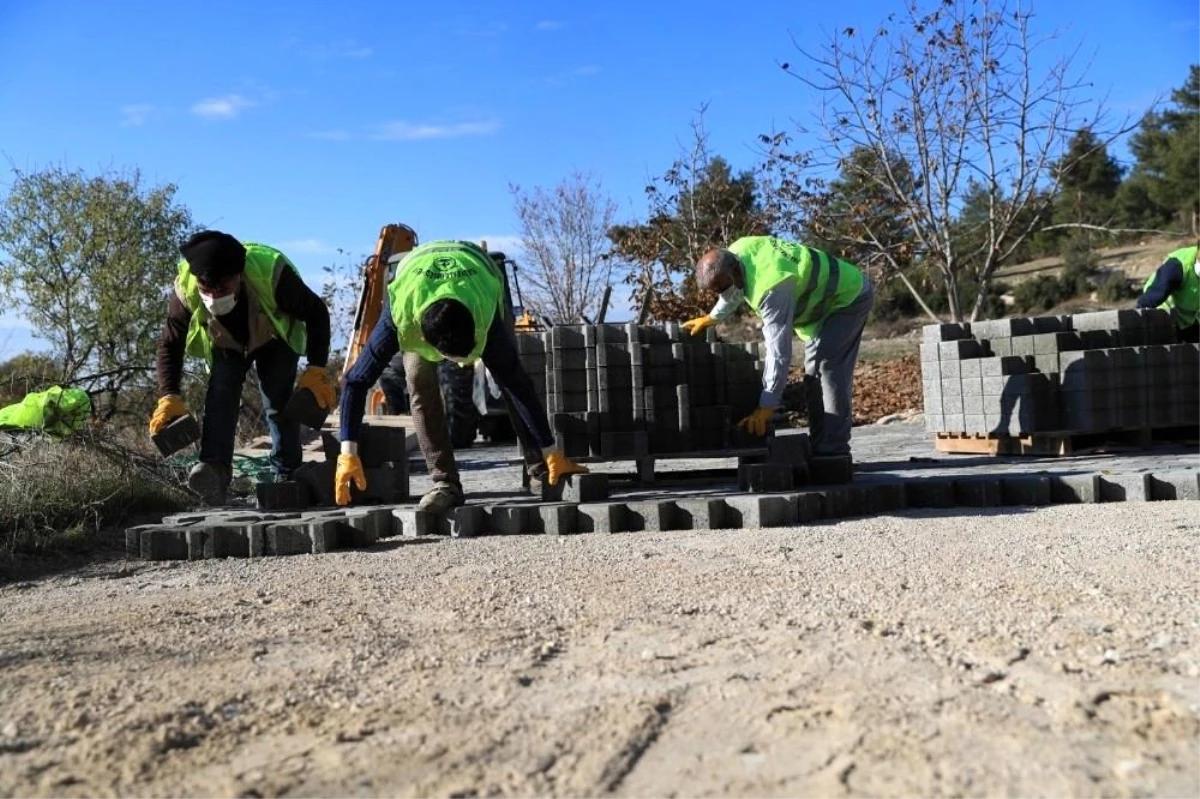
[336,239,588,510]
[682,236,873,457]
[1137,243,1199,343]
[149,230,335,505]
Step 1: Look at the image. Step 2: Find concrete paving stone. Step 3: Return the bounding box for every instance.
[357,425,411,467]
[738,463,795,493]
[1069,310,1120,332]
[1147,471,1200,501]
[576,502,630,533]
[961,358,983,379]
[922,322,972,342]
[305,519,341,554]
[488,504,535,535]
[1032,332,1082,355]
[939,358,962,377]
[793,492,825,522]
[953,477,1002,507]
[673,498,729,530]
[550,325,586,349]
[812,487,856,518]
[538,503,580,535]
[862,480,909,513]
[151,413,201,457]
[1011,336,1038,358]
[356,466,410,505]
[295,461,336,506]
[724,494,796,528]
[449,505,488,538]
[321,510,382,548]
[999,474,1052,506]
[625,500,682,532]
[141,528,188,560]
[255,480,309,511]
[264,522,314,556]
[1098,473,1151,503]
[1046,474,1101,504]
[987,338,1015,358]
[392,508,445,537]
[552,348,588,370]
[810,455,853,485]
[561,473,609,503]
[1032,315,1071,333]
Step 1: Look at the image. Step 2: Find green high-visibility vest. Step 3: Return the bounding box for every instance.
[387,240,502,363]
[728,236,865,340]
[175,243,308,364]
[0,386,91,438]
[1143,245,1199,329]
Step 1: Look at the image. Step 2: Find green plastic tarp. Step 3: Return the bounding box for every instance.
[0,386,91,438]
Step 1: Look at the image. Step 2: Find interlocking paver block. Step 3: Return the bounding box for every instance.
[724,495,796,528]
[577,502,631,534]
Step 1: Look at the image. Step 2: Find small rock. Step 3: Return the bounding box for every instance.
[2,722,16,738]
[1100,649,1119,665]
[640,649,655,661]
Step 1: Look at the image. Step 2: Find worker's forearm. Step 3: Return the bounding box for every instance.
[480,316,555,449]
[338,312,399,442]
[1136,258,1184,309]
[156,294,191,396]
[757,283,796,407]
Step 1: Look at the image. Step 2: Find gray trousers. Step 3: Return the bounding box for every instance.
[803,282,874,456]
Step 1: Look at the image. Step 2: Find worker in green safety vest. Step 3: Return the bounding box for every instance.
[149,230,335,505]
[336,239,588,511]
[682,236,874,458]
[1137,243,1199,343]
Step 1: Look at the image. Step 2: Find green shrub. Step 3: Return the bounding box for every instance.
[1097,270,1139,304]
[1056,261,1094,297]
[0,435,191,554]
[1012,275,1068,313]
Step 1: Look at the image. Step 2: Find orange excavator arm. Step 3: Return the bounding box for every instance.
[342,223,417,380]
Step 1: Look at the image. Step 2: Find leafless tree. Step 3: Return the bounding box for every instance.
[508,172,620,323]
[774,0,1138,321]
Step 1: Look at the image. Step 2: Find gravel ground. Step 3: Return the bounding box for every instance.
[1,502,1198,798]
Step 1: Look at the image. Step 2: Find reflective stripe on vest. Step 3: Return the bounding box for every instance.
[798,247,841,326]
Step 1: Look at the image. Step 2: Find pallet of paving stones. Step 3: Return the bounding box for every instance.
[932,424,1200,456]
[516,321,769,461]
[921,308,1199,454]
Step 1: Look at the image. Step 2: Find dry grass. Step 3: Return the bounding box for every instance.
[0,432,192,554]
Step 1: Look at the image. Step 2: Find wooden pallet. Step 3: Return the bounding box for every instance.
[934,426,1198,457]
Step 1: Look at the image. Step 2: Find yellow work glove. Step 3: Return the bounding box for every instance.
[737,406,775,437]
[148,394,188,437]
[335,453,366,506]
[681,315,717,336]
[543,449,589,486]
[297,365,337,411]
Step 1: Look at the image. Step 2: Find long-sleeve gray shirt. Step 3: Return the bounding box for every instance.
[710,276,797,408]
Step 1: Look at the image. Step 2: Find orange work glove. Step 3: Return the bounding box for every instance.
[542,449,589,486]
[148,394,188,437]
[335,453,366,506]
[737,406,775,437]
[680,315,717,336]
[297,365,337,410]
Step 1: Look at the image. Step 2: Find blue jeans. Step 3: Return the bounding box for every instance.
[200,338,301,481]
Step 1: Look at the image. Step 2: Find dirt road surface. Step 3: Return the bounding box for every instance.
[2,502,1198,798]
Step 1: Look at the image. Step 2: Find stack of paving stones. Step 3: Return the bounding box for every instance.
[921,308,1198,437]
[249,421,410,511]
[516,322,766,459]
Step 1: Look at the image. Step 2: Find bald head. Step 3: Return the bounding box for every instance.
[696,248,744,293]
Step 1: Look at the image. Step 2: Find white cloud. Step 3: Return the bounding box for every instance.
[368,118,500,141]
[279,238,337,256]
[190,94,255,120]
[120,104,154,127]
[535,20,563,31]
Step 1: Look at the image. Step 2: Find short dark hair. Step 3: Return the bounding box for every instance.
[180,230,246,285]
[421,299,475,357]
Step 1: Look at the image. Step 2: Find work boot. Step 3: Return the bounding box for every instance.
[417,483,464,514]
[187,462,228,506]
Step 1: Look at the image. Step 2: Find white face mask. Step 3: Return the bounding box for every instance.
[200,291,238,316]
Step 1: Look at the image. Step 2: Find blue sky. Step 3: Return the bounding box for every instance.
[0,0,1196,359]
